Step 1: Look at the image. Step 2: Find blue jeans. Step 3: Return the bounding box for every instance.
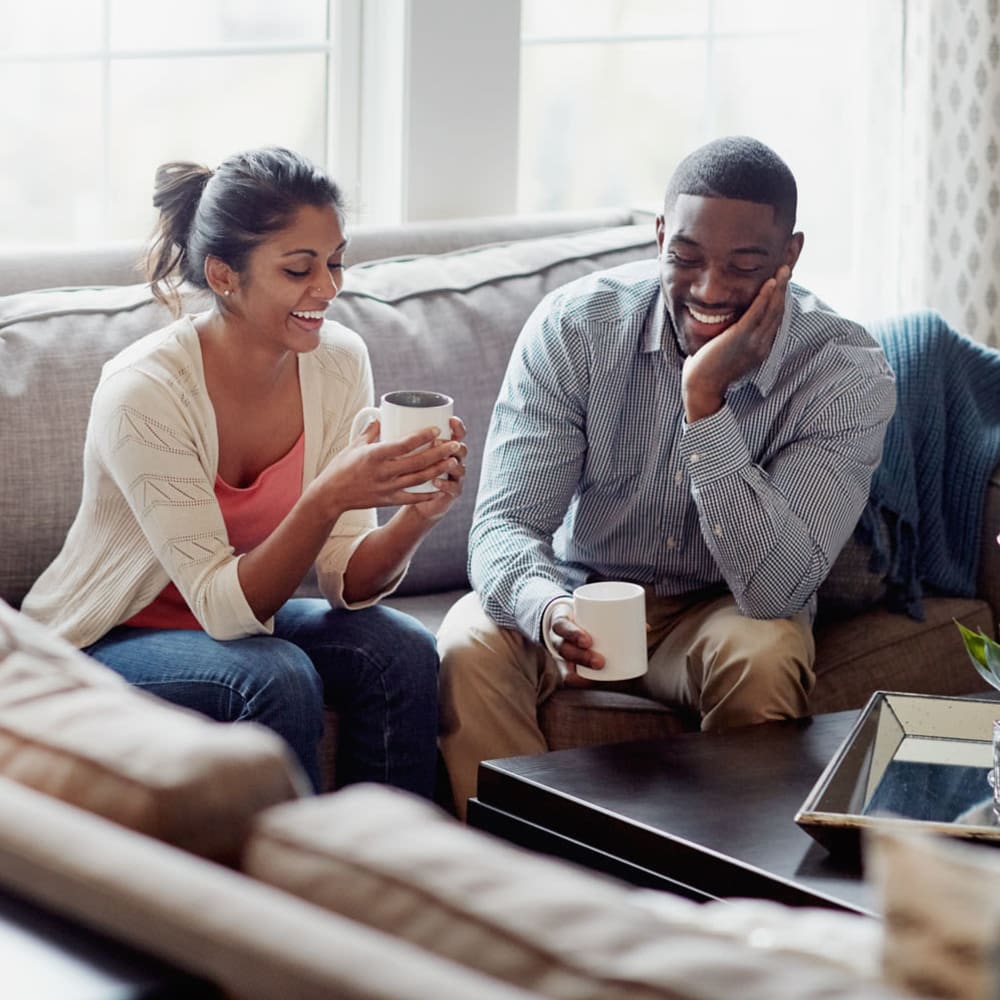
[84,599,439,797]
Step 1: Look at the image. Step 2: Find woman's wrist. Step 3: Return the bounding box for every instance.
[298,480,343,535]
[397,502,439,534]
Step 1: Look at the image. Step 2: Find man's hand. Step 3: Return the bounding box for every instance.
[549,611,604,686]
[681,265,791,422]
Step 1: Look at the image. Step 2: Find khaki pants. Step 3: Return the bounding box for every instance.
[438,589,815,819]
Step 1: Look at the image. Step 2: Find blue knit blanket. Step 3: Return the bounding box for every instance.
[859,311,1000,619]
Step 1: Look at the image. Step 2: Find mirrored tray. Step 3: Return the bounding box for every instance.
[795,692,1000,855]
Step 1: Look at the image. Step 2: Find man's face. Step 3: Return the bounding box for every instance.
[656,194,802,356]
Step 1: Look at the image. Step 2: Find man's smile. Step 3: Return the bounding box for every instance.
[687,305,735,326]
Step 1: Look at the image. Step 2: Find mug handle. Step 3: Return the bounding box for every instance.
[542,596,575,661]
[350,405,381,441]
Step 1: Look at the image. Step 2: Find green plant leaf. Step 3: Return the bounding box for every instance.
[955,620,1000,691]
[987,639,1000,674]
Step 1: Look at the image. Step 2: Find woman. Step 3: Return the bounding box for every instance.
[21,147,467,796]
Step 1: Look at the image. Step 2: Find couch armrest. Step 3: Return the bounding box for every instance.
[977,462,1000,636]
[0,777,536,1000]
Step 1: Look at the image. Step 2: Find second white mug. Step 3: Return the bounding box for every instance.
[350,390,453,493]
[544,581,648,681]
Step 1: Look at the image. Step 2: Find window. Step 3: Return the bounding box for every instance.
[519,0,905,319]
[2,0,908,323]
[0,0,342,244]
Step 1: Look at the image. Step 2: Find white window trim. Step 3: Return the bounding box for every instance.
[341,0,522,225]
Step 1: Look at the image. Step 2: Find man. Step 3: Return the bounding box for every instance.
[437,136,896,817]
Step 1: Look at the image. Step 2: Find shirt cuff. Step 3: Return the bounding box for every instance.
[540,595,579,661]
[680,404,751,486]
[514,577,571,645]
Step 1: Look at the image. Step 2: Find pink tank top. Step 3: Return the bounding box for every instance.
[125,433,306,630]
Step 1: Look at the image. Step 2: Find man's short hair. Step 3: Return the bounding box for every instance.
[664,136,797,230]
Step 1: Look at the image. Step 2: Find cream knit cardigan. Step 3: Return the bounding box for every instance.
[22,316,391,648]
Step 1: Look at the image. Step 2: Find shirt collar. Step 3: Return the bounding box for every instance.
[641,291,679,359]
[753,285,795,395]
[644,285,796,396]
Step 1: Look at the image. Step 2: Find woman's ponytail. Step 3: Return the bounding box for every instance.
[144,161,212,314]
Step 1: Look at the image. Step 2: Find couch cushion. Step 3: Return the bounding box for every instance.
[812,597,994,713]
[322,222,657,596]
[0,224,655,608]
[816,514,891,623]
[538,686,694,750]
[0,283,189,607]
[244,784,902,1000]
[0,600,306,863]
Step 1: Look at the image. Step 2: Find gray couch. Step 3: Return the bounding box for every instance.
[1,208,997,776]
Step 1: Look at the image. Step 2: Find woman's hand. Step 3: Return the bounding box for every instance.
[311,420,464,519]
[339,416,469,602]
[410,416,468,522]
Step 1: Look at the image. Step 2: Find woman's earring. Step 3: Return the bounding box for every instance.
[224,290,232,297]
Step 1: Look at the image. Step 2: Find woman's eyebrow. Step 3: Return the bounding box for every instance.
[281,239,349,258]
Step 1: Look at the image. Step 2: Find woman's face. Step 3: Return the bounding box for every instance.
[229,202,347,353]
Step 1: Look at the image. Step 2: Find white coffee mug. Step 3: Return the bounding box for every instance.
[350,390,453,493]
[544,581,648,681]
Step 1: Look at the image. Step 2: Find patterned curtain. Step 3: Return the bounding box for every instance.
[900,0,1000,348]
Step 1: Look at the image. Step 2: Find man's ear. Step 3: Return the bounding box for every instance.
[655,214,666,253]
[204,255,237,297]
[784,232,804,273]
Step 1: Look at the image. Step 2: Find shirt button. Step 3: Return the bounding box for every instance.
[713,524,723,537]
[674,470,683,486]
[666,536,677,549]
[690,453,700,464]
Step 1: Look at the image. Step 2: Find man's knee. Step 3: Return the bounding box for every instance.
[698,613,815,726]
[437,592,547,728]
[439,592,516,683]
[715,614,812,672]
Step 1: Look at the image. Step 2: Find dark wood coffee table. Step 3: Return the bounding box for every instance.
[468,710,875,915]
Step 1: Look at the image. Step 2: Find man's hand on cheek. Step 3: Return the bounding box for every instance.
[681,264,791,422]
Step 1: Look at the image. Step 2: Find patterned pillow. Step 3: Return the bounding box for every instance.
[0,600,306,863]
[817,512,892,622]
[244,784,898,1000]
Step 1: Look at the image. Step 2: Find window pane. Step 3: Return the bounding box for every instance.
[109,0,328,49]
[712,35,852,250]
[0,0,102,54]
[710,28,882,310]
[0,62,102,241]
[519,41,706,213]
[522,0,707,38]
[713,0,855,36]
[108,53,328,240]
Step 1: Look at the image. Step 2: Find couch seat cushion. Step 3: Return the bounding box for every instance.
[812,596,994,713]
[0,600,306,863]
[244,784,901,1000]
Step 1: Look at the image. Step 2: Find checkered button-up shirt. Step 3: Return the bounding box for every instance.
[469,258,896,641]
